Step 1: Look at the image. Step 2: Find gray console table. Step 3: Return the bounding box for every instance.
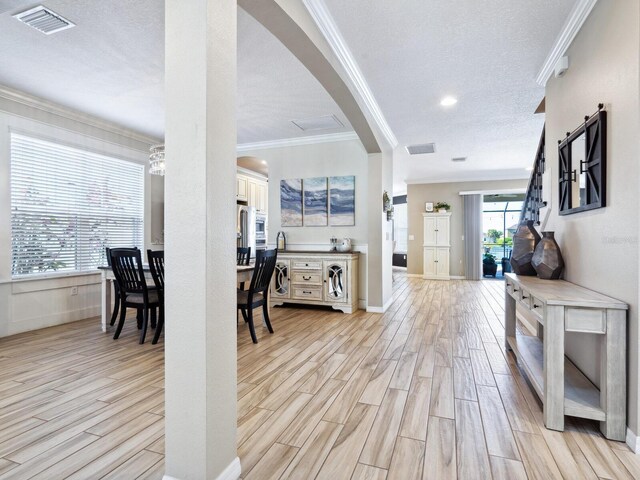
[504,273,628,441]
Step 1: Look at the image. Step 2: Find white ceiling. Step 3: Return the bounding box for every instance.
[323,0,575,192]
[0,1,577,192]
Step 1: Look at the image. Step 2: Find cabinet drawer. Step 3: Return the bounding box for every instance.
[565,308,606,334]
[291,272,323,285]
[505,279,514,294]
[518,288,532,308]
[292,260,322,270]
[530,296,544,319]
[292,286,322,300]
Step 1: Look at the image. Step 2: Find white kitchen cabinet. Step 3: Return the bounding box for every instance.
[246,176,268,213]
[237,175,248,202]
[270,252,359,313]
[423,212,451,280]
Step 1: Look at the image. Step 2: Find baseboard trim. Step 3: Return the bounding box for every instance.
[358,300,366,309]
[367,296,393,314]
[406,274,422,278]
[450,275,465,280]
[626,428,640,453]
[162,457,241,480]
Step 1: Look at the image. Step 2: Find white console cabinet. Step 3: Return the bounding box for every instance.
[270,251,359,313]
[423,212,451,280]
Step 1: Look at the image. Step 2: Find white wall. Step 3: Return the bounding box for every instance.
[240,138,369,306]
[0,92,161,338]
[543,0,640,435]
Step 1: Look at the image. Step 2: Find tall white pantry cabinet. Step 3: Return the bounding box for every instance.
[423,212,451,280]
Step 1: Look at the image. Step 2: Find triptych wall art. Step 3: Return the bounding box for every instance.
[280,176,355,227]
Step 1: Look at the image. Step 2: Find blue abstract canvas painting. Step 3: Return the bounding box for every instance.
[280,179,303,227]
[329,176,355,226]
[303,177,328,226]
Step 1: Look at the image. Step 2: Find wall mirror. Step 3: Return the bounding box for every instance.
[558,106,606,215]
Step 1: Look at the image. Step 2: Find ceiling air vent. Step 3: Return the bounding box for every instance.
[405,143,436,155]
[291,114,344,131]
[13,6,75,35]
[451,157,467,162]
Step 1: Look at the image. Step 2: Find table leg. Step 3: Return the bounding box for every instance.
[544,305,565,431]
[504,285,516,350]
[600,309,626,441]
[101,271,111,333]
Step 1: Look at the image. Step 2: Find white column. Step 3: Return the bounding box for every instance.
[367,151,394,311]
[164,1,238,479]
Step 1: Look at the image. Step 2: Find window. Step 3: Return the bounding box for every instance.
[10,133,144,277]
[393,202,408,253]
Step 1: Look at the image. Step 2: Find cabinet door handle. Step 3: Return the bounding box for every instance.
[533,303,541,308]
[522,295,529,299]
[303,275,311,280]
[303,290,312,294]
[513,288,519,292]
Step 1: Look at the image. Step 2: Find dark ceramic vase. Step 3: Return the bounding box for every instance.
[532,231,564,280]
[510,220,541,276]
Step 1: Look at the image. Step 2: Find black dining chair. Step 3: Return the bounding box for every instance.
[106,246,140,327]
[147,249,165,345]
[237,247,251,266]
[237,248,277,344]
[109,249,160,344]
[237,247,251,292]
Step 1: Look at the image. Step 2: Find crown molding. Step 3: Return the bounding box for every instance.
[236,131,359,152]
[405,171,530,186]
[535,0,598,86]
[0,84,161,145]
[302,0,398,149]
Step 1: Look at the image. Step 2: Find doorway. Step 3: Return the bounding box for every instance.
[482,193,525,278]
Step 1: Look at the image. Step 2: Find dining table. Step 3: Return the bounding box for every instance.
[98,263,256,333]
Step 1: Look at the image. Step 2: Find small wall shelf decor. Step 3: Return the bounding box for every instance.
[434,201,450,213]
[558,104,606,215]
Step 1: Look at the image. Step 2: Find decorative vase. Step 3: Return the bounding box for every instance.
[438,208,447,213]
[532,231,564,279]
[510,220,541,276]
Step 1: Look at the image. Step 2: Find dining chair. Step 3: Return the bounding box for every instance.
[237,246,251,292]
[106,246,140,327]
[109,249,160,344]
[147,249,165,344]
[237,248,277,344]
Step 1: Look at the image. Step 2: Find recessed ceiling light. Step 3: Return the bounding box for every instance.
[440,96,457,107]
[261,160,267,165]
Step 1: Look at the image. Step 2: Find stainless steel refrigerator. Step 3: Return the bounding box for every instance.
[237,205,256,258]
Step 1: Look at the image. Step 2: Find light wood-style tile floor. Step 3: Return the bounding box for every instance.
[1,271,639,479]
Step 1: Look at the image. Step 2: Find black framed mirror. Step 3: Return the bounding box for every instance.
[558,106,606,215]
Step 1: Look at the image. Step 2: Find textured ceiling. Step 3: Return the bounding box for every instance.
[324,0,575,192]
[0,1,577,191]
[0,1,351,142]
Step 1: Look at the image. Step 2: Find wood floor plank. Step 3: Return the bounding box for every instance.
[469,348,496,386]
[429,366,454,419]
[514,431,563,480]
[453,357,477,401]
[244,442,299,480]
[359,359,398,405]
[423,416,456,480]
[316,403,378,480]
[351,463,388,480]
[360,388,408,469]
[280,420,343,480]
[399,376,432,441]
[489,455,528,480]
[101,450,164,480]
[476,384,520,460]
[387,436,424,480]
[454,399,492,480]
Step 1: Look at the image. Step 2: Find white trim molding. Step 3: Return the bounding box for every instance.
[0,84,161,145]
[237,131,358,153]
[162,457,241,480]
[367,296,393,314]
[302,0,398,149]
[535,0,598,86]
[459,188,526,196]
[626,428,640,454]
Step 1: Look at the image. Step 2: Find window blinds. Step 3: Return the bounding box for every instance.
[10,133,144,277]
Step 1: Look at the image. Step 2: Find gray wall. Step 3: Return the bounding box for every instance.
[543,0,640,435]
[240,138,370,306]
[407,179,528,276]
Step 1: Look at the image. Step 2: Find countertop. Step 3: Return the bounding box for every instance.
[276,249,358,255]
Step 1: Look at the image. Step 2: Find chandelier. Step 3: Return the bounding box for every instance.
[149,144,165,176]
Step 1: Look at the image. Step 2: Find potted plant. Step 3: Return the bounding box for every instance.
[483,252,497,277]
[434,202,451,213]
